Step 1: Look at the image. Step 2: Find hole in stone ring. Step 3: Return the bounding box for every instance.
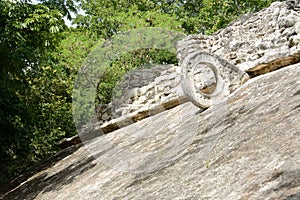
[192,62,217,95]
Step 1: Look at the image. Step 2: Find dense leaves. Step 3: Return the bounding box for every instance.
[75,0,195,37]
[0,0,66,183]
[75,0,276,35]
[0,0,64,77]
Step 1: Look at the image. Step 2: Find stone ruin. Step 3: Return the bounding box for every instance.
[59,0,300,148]
[89,0,300,136]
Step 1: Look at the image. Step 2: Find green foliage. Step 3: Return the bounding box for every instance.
[50,30,98,129]
[0,0,65,77]
[0,84,34,182]
[115,6,182,32]
[152,0,205,33]
[0,0,67,184]
[76,0,277,36]
[75,0,191,38]
[52,30,98,80]
[0,27,97,183]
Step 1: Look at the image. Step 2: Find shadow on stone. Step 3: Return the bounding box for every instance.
[2,151,96,200]
[0,144,88,198]
[285,192,300,200]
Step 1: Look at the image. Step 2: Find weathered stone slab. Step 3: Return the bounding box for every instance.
[3,61,300,200]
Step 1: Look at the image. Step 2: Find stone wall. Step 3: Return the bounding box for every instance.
[96,65,173,122]
[177,1,300,73]
[96,63,222,123]
[111,64,181,117]
[96,64,185,123]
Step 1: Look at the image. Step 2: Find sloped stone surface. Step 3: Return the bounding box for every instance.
[2,62,300,200]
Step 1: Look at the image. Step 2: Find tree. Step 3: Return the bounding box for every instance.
[197,0,275,34]
[75,0,187,38]
[75,0,277,36]
[0,0,66,183]
[0,0,64,76]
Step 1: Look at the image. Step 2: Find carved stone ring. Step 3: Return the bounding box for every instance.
[180,51,249,108]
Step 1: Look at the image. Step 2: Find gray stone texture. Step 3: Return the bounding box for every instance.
[3,59,300,200]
